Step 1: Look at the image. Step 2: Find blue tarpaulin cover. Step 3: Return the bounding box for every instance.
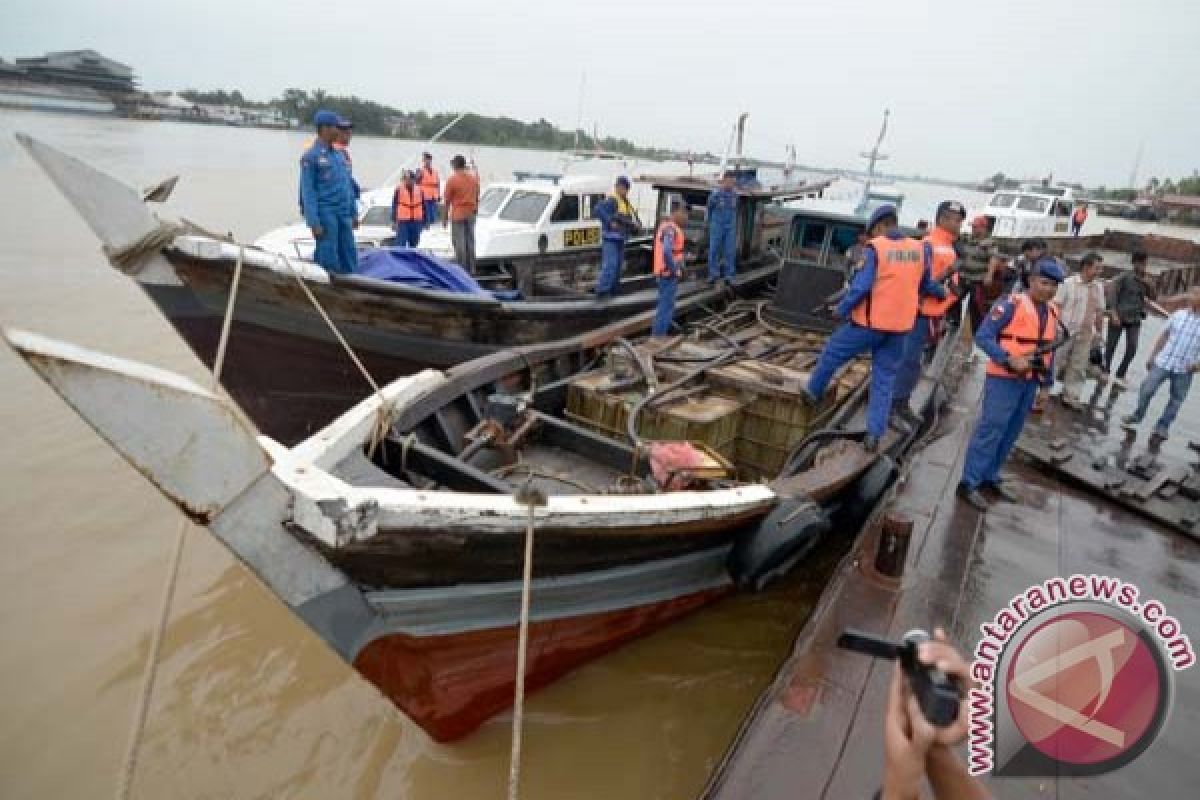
[355,248,488,295]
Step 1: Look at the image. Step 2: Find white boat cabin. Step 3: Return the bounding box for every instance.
[254,173,634,267]
[970,183,1078,239]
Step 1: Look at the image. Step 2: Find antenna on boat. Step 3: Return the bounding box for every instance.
[1128,140,1145,190]
[856,108,890,215]
[573,71,587,152]
[382,112,468,187]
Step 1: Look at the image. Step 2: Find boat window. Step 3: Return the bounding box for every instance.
[550,193,580,223]
[583,193,608,218]
[789,220,829,263]
[360,205,393,227]
[826,224,860,271]
[477,187,510,217]
[1016,195,1050,214]
[500,190,552,224]
[1052,200,1072,217]
[988,193,1018,209]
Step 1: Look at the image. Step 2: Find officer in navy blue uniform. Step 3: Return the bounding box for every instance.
[706,170,738,284]
[299,110,358,274]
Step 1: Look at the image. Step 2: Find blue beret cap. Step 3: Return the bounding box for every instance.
[313,109,339,128]
[1034,257,1065,282]
[866,204,899,231]
[615,175,631,189]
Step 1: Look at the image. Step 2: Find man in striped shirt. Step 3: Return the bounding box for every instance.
[1121,287,1200,440]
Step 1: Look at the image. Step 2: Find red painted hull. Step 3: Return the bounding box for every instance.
[353,587,730,742]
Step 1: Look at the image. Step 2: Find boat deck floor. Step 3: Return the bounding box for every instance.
[499,442,631,495]
[702,354,1200,800]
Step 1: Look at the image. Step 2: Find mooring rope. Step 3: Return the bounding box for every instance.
[116,245,246,800]
[508,483,547,800]
[273,255,395,458]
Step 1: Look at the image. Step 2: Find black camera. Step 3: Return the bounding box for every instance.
[836,628,962,727]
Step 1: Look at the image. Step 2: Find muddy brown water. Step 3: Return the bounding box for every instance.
[0,112,838,800]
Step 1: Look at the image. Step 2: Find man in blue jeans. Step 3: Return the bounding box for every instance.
[1121,287,1200,440]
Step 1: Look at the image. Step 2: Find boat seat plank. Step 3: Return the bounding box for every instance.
[384,436,511,493]
[527,410,644,475]
[330,449,412,489]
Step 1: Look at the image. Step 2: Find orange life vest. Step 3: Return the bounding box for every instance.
[394,185,425,222]
[985,293,1061,378]
[333,141,352,166]
[419,166,440,201]
[1072,207,1087,225]
[919,228,960,318]
[850,235,926,332]
[653,220,685,277]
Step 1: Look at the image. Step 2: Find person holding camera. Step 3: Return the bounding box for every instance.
[957,258,1064,511]
[880,629,991,800]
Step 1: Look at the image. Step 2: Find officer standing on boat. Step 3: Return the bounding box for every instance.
[334,117,361,202]
[592,176,639,298]
[803,204,946,453]
[392,170,425,248]
[957,258,1065,511]
[707,170,738,285]
[890,200,966,426]
[300,110,358,274]
[652,201,689,336]
[418,152,440,228]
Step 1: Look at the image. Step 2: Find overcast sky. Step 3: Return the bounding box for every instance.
[2,0,1195,186]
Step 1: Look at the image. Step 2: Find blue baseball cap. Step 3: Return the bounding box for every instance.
[313,109,339,128]
[615,175,631,189]
[866,204,899,232]
[1033,257,1065,282]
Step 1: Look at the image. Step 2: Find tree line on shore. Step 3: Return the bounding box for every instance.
[984,170,1200,201]
[178,87,697,161]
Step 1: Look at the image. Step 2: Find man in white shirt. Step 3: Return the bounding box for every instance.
[1054,252,1107,409]
[1121,287,1200,440]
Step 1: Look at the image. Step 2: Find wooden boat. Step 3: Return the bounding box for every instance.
[4,254,959,742]
[18,133,827,444]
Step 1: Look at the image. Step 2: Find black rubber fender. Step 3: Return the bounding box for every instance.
[728,497,831,592]
[830,454,898,532]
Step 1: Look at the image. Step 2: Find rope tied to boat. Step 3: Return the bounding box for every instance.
[116,245,246,800]
[271,254,395,458]
[103,217,232,275]
[508,482,548,800]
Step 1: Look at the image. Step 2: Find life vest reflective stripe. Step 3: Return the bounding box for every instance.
[849,236,925,332]
[394,185,425,222]
[653,220,685,277]
[985,293,1061,378]
[419,166,440,201]
[919,230,959,317]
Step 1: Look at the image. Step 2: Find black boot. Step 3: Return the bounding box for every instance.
[862,434,880,453]
[956,483,989,512]
[982,479,1020,504]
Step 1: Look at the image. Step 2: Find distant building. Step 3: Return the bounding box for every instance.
[14,49,136,93]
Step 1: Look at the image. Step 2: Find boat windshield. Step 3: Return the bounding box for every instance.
[360,205,393,227]
[499,190,552,224]
[988,193,1018,209]
[1016,195,1050,214]
[477,187,510,218]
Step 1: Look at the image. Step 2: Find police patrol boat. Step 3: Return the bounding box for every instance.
[18,133,829,444]
[967,182,1080,240]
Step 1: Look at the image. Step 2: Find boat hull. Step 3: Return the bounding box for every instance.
[354,585,729,742]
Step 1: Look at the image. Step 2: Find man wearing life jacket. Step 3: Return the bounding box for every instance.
[391,170,426,248]
[418,152,441,229]
[890,200,966,427]
[706,171,738,285]
[957,258,1065,511]
[652,201,689,336]
[299,110,359,274]
[592,176,640,298]
[1070,203,1088,237]
[803,204,946,453]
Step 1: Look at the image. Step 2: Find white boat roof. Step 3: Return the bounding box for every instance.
[361,174,615,206]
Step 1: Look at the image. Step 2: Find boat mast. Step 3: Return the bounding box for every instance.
[1128,140,1144,190]
[856,108,890,215]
